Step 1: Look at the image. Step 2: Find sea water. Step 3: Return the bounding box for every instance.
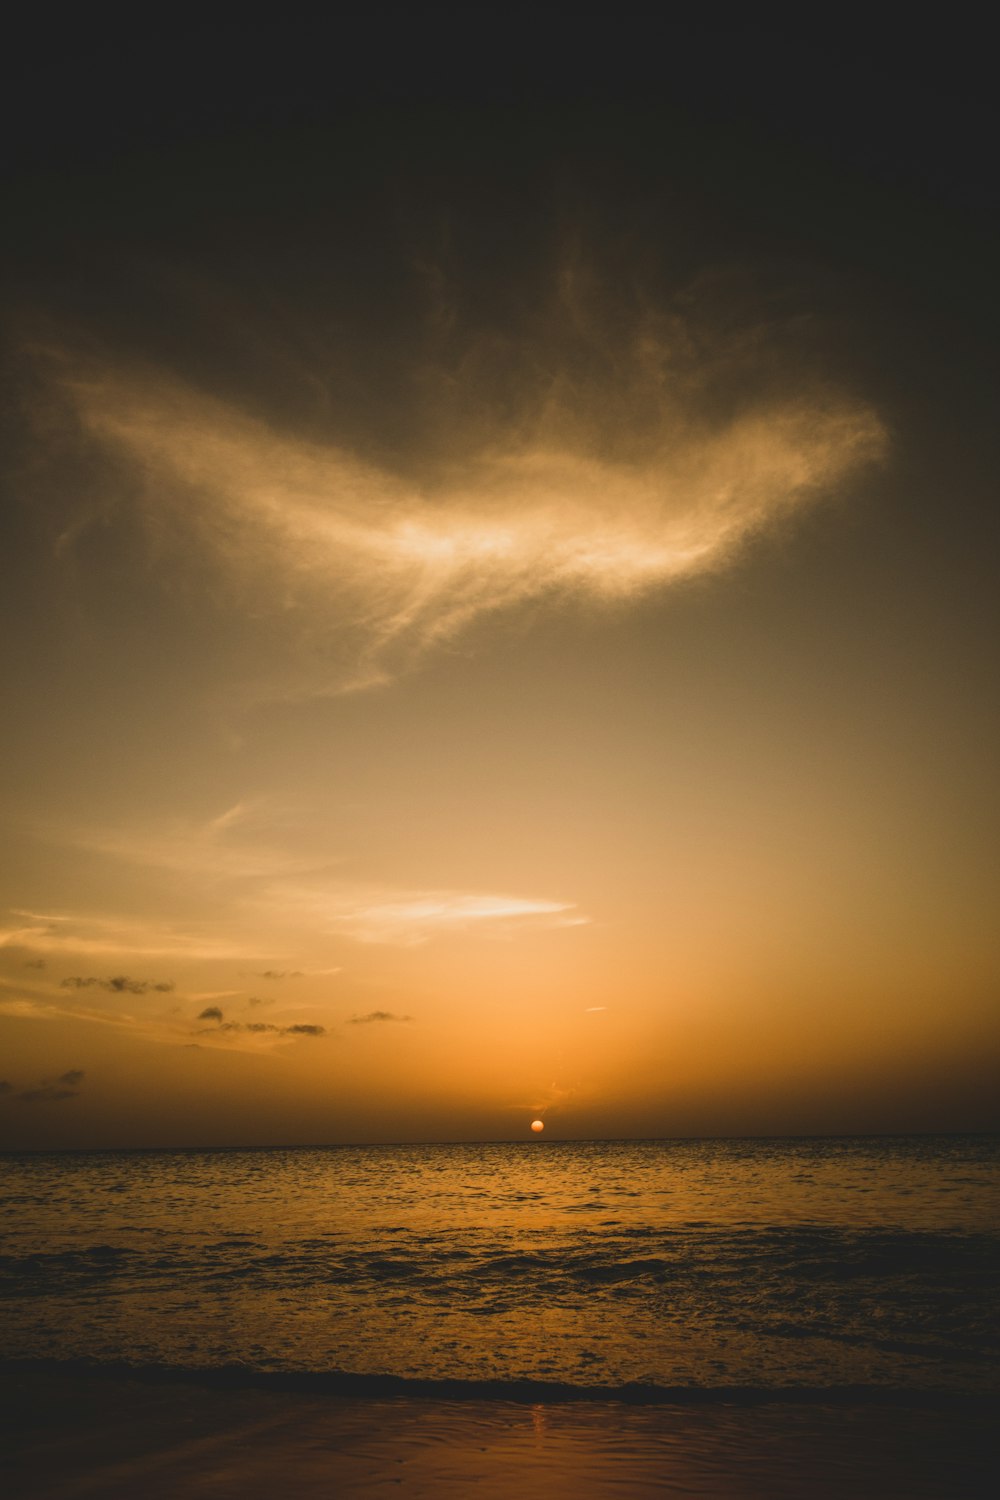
[1,1136,998,1397]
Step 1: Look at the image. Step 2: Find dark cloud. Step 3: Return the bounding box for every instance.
[24,958,46,969]
[254,970,304,980]
[212,1021,326,1037]
[349,1011,413,1025]
[16,1069,85,1104]
[198,1006,224,1022]
[61,975,174,994]
[0,1080,13,1094]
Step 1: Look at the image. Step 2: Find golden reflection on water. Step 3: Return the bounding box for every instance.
[531,1402,548,1448]
[2,1139,996,1392]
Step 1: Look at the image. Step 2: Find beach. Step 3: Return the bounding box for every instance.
[5,1366,999,1499]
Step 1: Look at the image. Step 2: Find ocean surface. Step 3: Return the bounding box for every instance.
[1,1135,998,1400]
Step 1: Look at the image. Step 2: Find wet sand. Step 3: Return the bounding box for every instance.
[3,1371,997,1498]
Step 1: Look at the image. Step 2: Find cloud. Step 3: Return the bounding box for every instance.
[0,1080,12,1094]
[254,970,304,980]
[0,972,323,1055]
[66,805,315,885]
[212,1020,326,1036]
[60,975,175,994]
[349,1011,413,1025]
[0,976,193,1045]
[206,802,253,834]
[15,1068,85,1104]
[24,958,45,969]
[303,889,581,945]
[1,909,258,962]
[32,264,886,695]
[513,1083,575,1116]
[23,827,584,950]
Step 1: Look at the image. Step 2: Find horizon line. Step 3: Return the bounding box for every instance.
[2,1127,996,1156]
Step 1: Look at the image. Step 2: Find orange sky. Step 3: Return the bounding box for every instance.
[1,32,998,1147]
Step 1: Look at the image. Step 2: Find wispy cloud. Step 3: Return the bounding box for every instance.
[1,910,257,962]
[27,816,584,951]
[512,1082,575,1117]
[349,1010,413,1025]
[33,266,886,694]
[275,887,580,945]
[69,810,317,884]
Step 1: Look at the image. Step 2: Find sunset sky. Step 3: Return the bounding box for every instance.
[1,15,997,1146]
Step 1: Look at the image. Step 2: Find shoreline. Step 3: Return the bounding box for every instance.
[3,1354,998,1410]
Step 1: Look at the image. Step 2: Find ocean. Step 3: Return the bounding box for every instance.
[3,1134,997,1392]
[2,1135,998,1496]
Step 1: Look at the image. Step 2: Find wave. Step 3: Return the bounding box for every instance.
[3,1356,998,1410]
[4,1227,996,1278]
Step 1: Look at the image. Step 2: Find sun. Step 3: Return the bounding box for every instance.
[530,1119,545,1133]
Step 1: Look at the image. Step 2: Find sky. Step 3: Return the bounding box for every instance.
[1,14,997,1146]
